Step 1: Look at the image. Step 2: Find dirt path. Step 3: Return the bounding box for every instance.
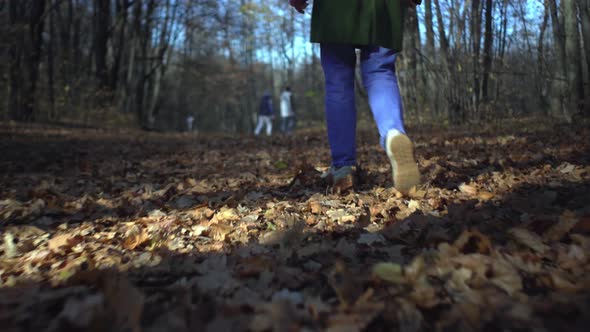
[1,122,590,331]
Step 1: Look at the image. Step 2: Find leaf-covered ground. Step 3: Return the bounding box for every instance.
[1,121,590,332]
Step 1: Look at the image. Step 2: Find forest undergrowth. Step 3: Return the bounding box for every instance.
[1,121,589,331]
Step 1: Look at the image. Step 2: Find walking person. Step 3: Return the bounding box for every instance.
[254,91,274,136]
[289,0,422,194]
[280,86,296,135]
[186,114,195,132]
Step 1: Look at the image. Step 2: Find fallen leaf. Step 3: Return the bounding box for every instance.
[208,223,233,241]
[308,201,322,214]
[453,230,492,255]
[327,260,364,307]
[559,163,575,174]
[326,298,385,332]
[459,183,478,196]
[509,228,549,253]
[544,210,579,242]
[215,207,240,221]
[3,233,18,258]
[477,191,495,200]
[235,256,273,278]
[48,233,82,252]
[123,225,149,250]
[407,200,420,213]
[489,259,523,296]
[572,215,590,234]
[357,233,385,245]
[372,262,405,284]
[100,271,144,332]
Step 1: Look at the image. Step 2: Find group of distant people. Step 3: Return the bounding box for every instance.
[183,86,295,136]
[254,86,296,136]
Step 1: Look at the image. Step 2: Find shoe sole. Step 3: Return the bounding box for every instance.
[388,134,420,194]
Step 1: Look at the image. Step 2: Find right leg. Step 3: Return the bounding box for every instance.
[281,117,288,134]
[321,43,357,167]
[287,116,296,134]
[254,116,264,135]
[264,116,273,136]
[360,46,419,193]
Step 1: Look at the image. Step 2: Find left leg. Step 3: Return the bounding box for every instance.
[321,43,358,167]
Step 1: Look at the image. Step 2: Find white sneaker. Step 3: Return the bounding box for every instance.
[385,129,420,194]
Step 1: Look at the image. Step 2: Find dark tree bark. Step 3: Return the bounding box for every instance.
[48,0,56,119]
[470,0,482,111]
[481,0,493,102]
[94,0,111,89]
[7,0,24,120]
[564,0,583,117]
[110,0,130,90]
[548,0,567,118]
[579,0,590,113]
[8,0,46,121]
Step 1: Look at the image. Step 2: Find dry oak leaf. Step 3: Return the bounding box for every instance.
[326,295,385,332]
[373,262,406,284]
[453,229,492,255]
[477,191,495,200]
[308,200,322,214]
[508,227,549,254]
[122,225,149,250]
[572,215,590,234]
[208,223,233,241]
[215,207,240,221]
[459,183,478,196]
[100,271,144,332]
[327,260,365,308]
[48,233,82,252]
[390,299,423,332]
[544,210,579,242]
[488,259,523,296]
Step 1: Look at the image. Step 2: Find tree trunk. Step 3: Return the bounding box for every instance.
[401,8,420,119]
[7,0,23,120]
[563,0,583,119]
[433,0,453,122]
[147,0,177,128]
[48,0,56,120]
[470,0,482,113]
[94,0,111,90]
[481,0,493,103]
[423,0,439,118]
[110,0,130,91]
[578,0,590,113]
[538,4,550,114]
[549,0,567,119]
[11,0,47,122]
[424,0,435,58]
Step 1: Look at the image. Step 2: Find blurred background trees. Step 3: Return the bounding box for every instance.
[1,0,589,132]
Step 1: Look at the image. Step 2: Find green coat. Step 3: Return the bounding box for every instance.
[310,0,409,51]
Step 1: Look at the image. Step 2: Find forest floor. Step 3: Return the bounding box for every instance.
[1,120,590,332]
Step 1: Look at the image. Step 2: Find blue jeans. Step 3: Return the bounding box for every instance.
[321,43,406,167]
[281,116,296,134]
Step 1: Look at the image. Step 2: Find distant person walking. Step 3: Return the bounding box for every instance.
[254,91,274,136]
[280,86,296,135]
[289,0,422,194]
[186,114,195,132]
